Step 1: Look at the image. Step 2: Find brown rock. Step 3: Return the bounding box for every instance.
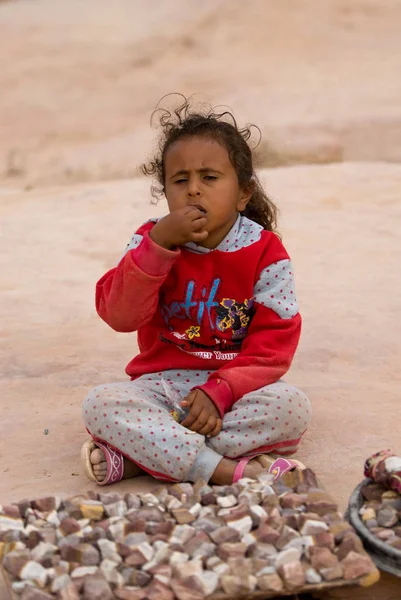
[171,507,196,524]
[183,530,211,555]
[32,497,57,512]
[276,525,300,550]
[147,579,175,600]
[115,588,149,600]
[83,574,113,600]
[57,583,80,600]
[377,506,398,528]
[217,542,247,561]
[253,523,280,544]
[336,532,365,560]
[146,521,174,536]
[125,514,147,532]
[59,518,81,536]
[375,528,396,542]
[320,563,344,581]
[200,492,217,506]
[125,544,153,567]
[3,549,30,576]
[393,526,401,537]
[135,507,164,522]
[329,521,354,543]
[209,525,240,544]
[361,482,387,501]
[61,543,100,566]
[220,574,257,595]
[265,507,284,531]
[2,505,21,519]
[258,572,284,592]
[295,468,319,493]
[280,493,305,509]
[124,568,152,587]
[389,537,401,550]
[278,560,305,589]
[21,588,54,600]
[313,531,335,549]
[124,493,141,510]
[16,499,32,518]
[306,489,337,516]
[309,546,339,571]
[98,491,122,505]
[341,550,376,580]
[261,494,279,511]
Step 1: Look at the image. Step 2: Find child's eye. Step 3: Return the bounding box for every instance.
[175,179,187,184]
[204,175,217,181]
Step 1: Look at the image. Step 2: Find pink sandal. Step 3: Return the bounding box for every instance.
[81,439,124,486]
[232,455,304,484]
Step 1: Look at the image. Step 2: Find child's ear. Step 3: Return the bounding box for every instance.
[237,181,255,212]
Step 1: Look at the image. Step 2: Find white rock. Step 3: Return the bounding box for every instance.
[141,493,159,505]
[284,535,314,552]
[305,567,323,584]
[255,565,276,577]
[71,566,99,578]
[77,518,90,528]
[46,510,61,527]
[168,497,182,510]
[170,551,190,565]
[51,574,72,593]
[31,542,58,562]
[217,495,237,508]
[250,505,268,522]
[97,539,122,564]
[189,503,202,517]
[20,561,48,587]
[194,570,219,595]
[300,520,329,536]
[227,516,253,534]
[12,581,28,593]
[100,559,124,587]
[275,547,302,569]
[169,524,195,545]
[0,515,24,531]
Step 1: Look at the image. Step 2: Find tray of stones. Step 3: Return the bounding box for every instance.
[1,469,380,600]
[347,478,401,577]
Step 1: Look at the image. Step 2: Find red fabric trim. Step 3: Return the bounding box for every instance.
[224,435,303,459]
[134,231,180,277]
[195,379,233,418]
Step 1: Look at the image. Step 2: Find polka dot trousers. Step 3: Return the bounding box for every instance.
[82,369,311,483]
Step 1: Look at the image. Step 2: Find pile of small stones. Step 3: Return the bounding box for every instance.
[359,481,401,550]
[1,469,378,600]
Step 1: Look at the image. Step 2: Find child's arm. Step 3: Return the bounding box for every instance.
[96,227,179,332]
[195,238,302,417]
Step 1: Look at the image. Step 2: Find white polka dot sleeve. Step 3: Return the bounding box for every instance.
[254,259,299,318]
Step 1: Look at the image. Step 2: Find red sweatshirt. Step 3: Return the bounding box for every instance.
[96,216,301,417]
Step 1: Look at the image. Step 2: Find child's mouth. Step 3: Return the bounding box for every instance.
[193,204,207,214]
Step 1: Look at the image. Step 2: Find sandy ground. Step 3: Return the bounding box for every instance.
[1,162,400,511]
[1,0,401,187]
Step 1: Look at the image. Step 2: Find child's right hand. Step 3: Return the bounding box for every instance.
[149,207,208,249]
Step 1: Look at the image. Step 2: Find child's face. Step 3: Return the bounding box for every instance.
[163,136,252,248]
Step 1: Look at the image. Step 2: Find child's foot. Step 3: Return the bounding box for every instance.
[90,447,143,483]
[210,455,304,485]
[210,456,266,485]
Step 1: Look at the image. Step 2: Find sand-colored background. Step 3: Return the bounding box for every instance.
[1,0,401,587]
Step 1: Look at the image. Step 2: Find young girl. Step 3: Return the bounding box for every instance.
[81,99,311,486]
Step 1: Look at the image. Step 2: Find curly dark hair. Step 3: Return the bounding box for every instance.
[141,95,278,232]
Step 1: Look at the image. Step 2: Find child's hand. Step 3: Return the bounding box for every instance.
[180,390,222,437]
[149,206,208,249]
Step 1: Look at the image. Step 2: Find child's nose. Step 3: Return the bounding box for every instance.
[187,176,201,197]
